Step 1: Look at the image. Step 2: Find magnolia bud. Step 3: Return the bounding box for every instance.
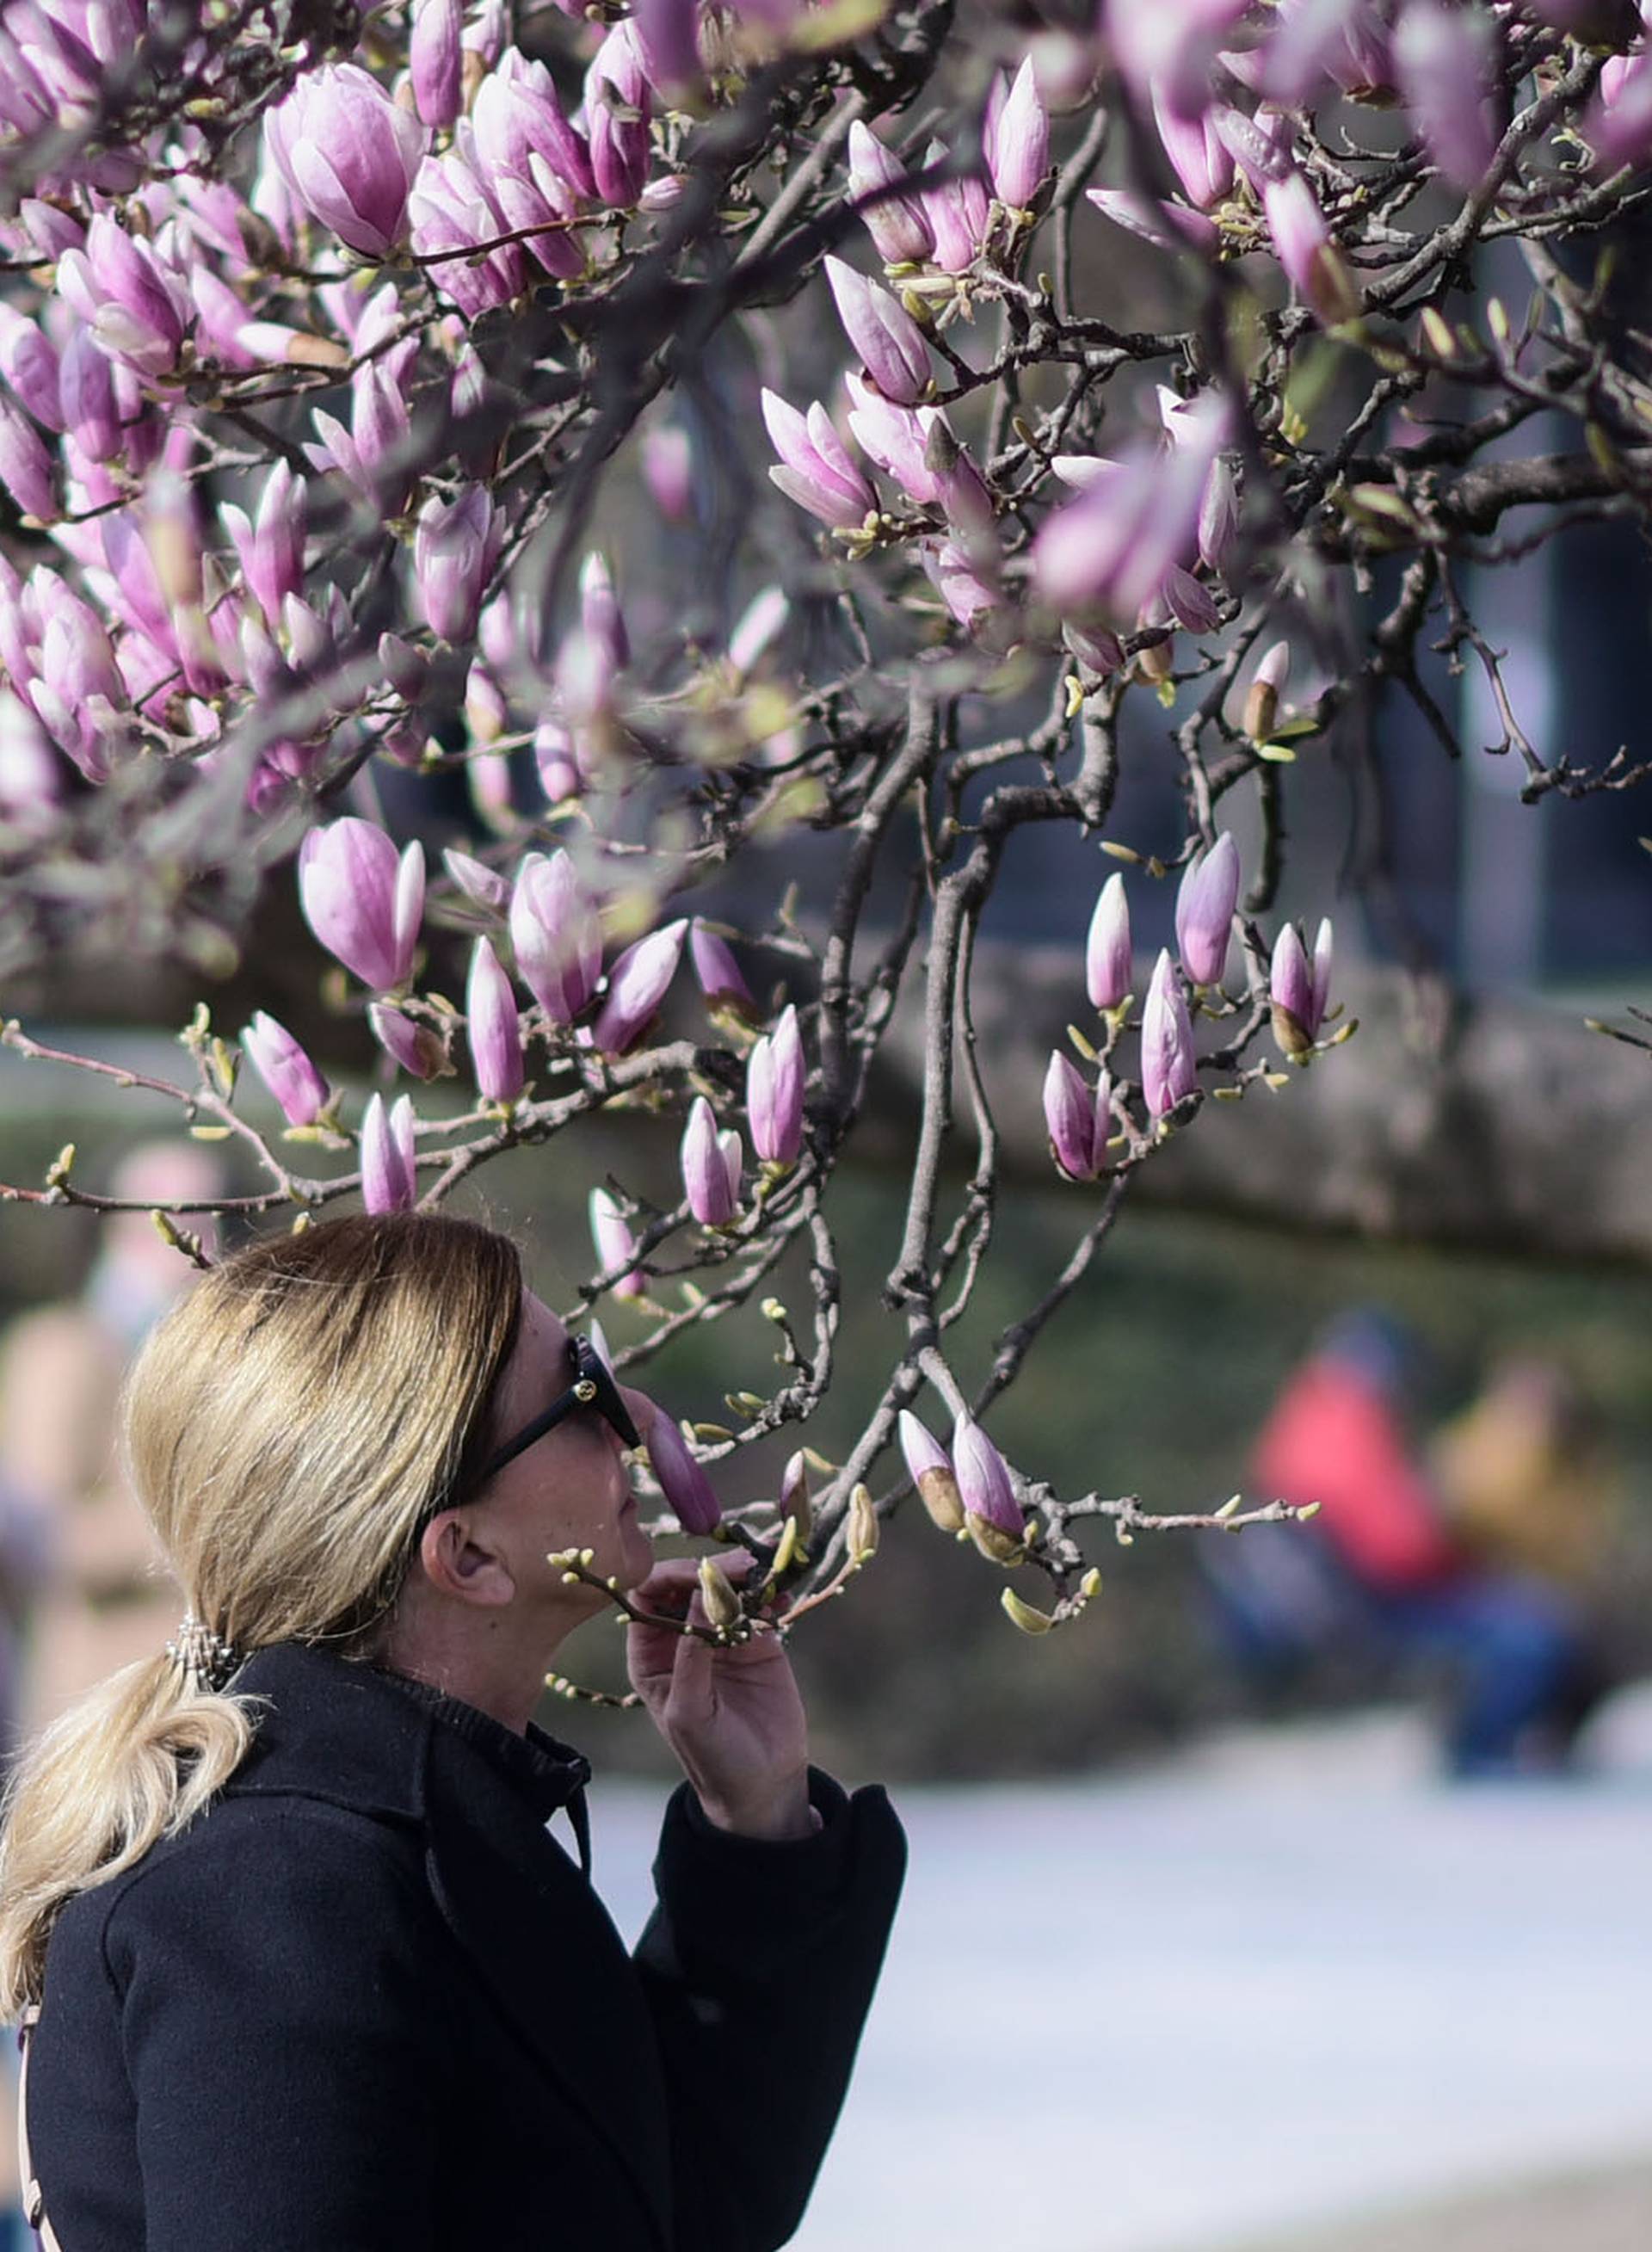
[646,1414,722,1535]
[1174,834,1240,990]
[779,1450,812,1545]
[952,1414,1025,1564]
[1001,1586,1056,1634]
[898,1410,965,1533]
[1242,639,1291,743]
[848,1482,879,1562]
[697,1556,743,1633]
[369,1003,447,1080]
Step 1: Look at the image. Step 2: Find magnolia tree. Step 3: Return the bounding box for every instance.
[0,0,1649,1666]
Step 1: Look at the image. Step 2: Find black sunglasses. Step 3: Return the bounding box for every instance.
[477,1333,640,1485]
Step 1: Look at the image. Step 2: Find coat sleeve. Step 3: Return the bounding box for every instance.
[102,1801,455,2251]
[632,1768,905,2252]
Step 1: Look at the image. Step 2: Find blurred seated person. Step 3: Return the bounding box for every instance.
[0,1144,218,1734]
[1217,1311,1602,1778]
[1432,1356,1619,1592]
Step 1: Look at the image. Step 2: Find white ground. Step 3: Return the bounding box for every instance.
[592,1687,1652,2252]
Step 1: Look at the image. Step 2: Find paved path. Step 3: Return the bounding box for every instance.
[1229,2155,1652,2252]
[594,1694,1652,2252]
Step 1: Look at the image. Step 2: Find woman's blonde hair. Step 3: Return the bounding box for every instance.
[0,1212,521,2016]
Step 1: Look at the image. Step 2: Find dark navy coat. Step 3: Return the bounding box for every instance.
[28,1642,905,2249]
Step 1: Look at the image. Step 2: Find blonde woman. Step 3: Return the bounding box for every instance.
[0,1213,904,2250]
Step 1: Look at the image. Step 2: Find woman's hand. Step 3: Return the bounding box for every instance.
[626,1558,814,1841]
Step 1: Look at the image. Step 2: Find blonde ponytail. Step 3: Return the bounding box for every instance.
[0,1212,521,2019]
[0,1656,252,2017]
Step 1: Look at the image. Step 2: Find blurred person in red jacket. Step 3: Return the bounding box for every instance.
[1236,1311,1601,1777]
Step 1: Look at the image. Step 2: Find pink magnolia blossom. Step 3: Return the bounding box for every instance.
[589,1186,646,1299]
[681,1095,742,1225]
[509,849,602,1024]
[591,917,688,1053]
[361,1091,418,1212]
[1087,872,1132,1010]
[57,213,190,378]
[409,130,529,317]
[951,1414,1024,1552]
[642,423,694,522]
[0,392,54,520]
[473,49,595,203]
[1174,833,1241,987]
[984,59,1049,211]
[1262,170,1361,326]
[410,0,464,127]
[762,389,876,528]
[1271,918,1334,1057]
[826,257,932,405]
[645,1411,722,1534]
[1086,187,1219,254]
[915,140,990,272]
[1034,392,1229,621]
[220,460,306,626]
[0,305,62,430]
[263,64,425,260]
[1043,1053,1112,1182]
[369,1002,447,1079]
[747,1003,804,1165]
[1392,0,1501,194]
[898,1410,965,1533]
[1151,87,1234,209]
[1141,949,1199,1117]
[299,818,425,990]
[241,1012,330,1126]
[414,485,498,644]
[689,922,757,1019]
[846,121,935,265]
[466,936,526,1102]
[584,21,651,208]
[58,324,120,462]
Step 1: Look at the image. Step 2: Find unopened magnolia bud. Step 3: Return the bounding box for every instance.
[969,1517,1025,1565]
[898,1410,966,1535]
[1270,1000,1316,1062]
[779,1450,813,1543]
[952,1414,1026,1564]
[848,1483,879,1562]
[697,1557,743,1633]
[1242,639,1290,742]
[1079,1567,1102,1599]
[1001,1586,1055,1634]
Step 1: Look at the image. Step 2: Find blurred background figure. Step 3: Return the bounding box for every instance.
[0,1141,218,2250]
[0,1143,219,1735]
[1211,1310,1606,1778]
[0,1479,52,1783]
[1433,1354,1621,1591]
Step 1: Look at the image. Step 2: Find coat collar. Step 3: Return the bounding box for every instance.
[222,1642,671,2249]
[223,1641,591,1829]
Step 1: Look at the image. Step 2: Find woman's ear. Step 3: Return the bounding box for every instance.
[416,1511,518,1608]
